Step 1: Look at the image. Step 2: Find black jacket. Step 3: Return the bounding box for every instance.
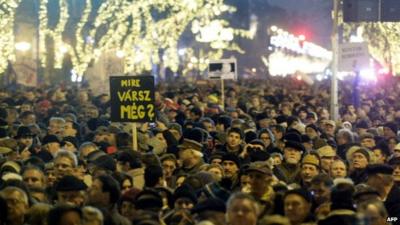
[385,185,400,225]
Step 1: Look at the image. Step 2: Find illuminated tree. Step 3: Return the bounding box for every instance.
[0,0,21,74]
[0,0,252,78]
[343,23,400,75]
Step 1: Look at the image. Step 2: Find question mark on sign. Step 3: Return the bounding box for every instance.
[147,104,155,121]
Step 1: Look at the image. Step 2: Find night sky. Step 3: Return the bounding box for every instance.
[268,0,333,47]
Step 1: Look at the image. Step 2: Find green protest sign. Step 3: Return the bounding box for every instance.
[109,76,155,122]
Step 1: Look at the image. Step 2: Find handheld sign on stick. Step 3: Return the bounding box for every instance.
[109,76,155,151]
[208,58,237,111]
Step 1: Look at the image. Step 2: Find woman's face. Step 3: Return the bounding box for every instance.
[121,179,132,194]
[260,133,271,147]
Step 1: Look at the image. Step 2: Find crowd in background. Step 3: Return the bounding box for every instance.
[0,76,400,225]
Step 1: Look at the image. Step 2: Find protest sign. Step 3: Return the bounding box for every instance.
[110,76,155,122]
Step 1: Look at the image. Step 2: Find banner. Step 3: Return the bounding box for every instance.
[109,76,155,122]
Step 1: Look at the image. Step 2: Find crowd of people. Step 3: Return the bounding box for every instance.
[0,75,400,225]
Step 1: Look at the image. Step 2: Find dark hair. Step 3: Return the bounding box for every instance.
[47,204,82,225]
[144,165,163,188]
[116,132,132,148]
[19,111,35,120]
[111,172,132,189]
[271,125,285,134]
[96,175,121,205]
[115,151,142,169]
[310,174,333,187]
[190,107,203,118]
[216,115,232,130]
[227,127,244,139]
[374,141,391,157]
[23,156,46,171]
[22,165,45,177]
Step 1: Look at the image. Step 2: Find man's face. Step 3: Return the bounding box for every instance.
[202,122,214,132]
[298,111,307,120]
[384,127,396,139]
[48,121,64,136]
[24,91,35,101]
[392,164,400,182]
[59,211,82,225]
[21,114,36,125]
[169,129,181,141]
[301,164,319,183]
[216,123,225,132]
[211,158,222,165]
[309,183,330,205]
[248,171,271,197]
[361,138,376,149]
[271,128,283,140]
[366,174,385,195]
[23,169,46,189]
[63,141,77,153]
[222,160,239,178]
[208,167,223,181]
[18,136,33,148]
[258,119,270,129]
[64,121,77,137]
[80,145,97,160]
[88,179,109,207]
[305,128,318,139]
[47,142,61,156]
[162,159,176,178]
[373,149,386,164]
[54,156,74,178]
[174,197,195,211]
[352,152,369,169]
[284,194,311,225]
[85,107,99,119]
[284,147,302,164]
[324,124,335,136]
[2,190,29,222]
[20,104,32,113]
[320,156,335,172]
[79,91,89,102]
[330,160,347,179]
[178,149,194,167]
[120,201,136,220]
[57,191,86,207]
[259,133,271,147]
[95,133,116,146]
[227,132,241,149]
[227,198,258,225]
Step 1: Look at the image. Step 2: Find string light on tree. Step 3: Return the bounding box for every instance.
[1,0,253,77]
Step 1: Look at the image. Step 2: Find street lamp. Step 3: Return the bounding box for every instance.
[15,42,31,52]
[116,50,125,58]
[59,45,68,54]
